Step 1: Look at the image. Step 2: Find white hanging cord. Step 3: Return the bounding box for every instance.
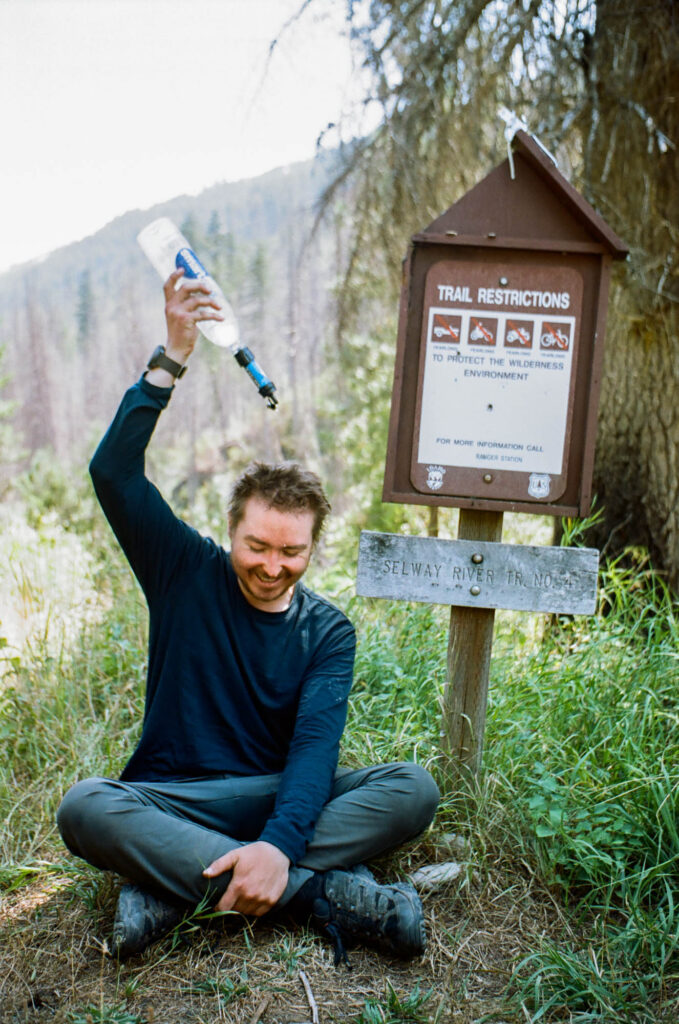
[498,106,558,178]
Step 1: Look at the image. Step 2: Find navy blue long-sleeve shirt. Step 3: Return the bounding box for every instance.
[89,378,356,864]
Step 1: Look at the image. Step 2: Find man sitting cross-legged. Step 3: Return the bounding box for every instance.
[57,267,440,961]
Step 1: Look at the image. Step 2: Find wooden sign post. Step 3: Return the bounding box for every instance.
[444,510,502,771]
[361,129,627,773]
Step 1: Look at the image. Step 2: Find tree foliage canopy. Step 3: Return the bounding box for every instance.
[313,0,679,585]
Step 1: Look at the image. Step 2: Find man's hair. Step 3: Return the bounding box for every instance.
[228,461,331,544]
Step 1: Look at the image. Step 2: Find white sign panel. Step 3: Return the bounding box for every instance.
[410,260,584,503]
[417,305,576,474]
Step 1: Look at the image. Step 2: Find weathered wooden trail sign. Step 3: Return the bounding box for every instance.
[361,129,627,772]
[357,531,599,615]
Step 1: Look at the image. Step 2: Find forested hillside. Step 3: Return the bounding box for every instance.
[0,151,344,503]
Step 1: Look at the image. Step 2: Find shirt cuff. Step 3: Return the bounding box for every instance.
[137,374,174,403]
[258,822,305,867]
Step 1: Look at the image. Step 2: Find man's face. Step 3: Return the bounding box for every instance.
[228,496,315,612]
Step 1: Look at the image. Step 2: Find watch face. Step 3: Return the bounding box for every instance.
[148,345,165,368]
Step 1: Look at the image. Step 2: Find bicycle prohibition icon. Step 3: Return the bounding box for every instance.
[540,324,571,350]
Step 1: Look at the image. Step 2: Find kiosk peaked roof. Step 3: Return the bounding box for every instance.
[416,130,628,259]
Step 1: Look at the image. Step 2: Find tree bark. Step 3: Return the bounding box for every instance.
[582,0,679,588]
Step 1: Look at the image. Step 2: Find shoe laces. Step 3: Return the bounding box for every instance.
[312,895,355,969]
[322,920,352,969]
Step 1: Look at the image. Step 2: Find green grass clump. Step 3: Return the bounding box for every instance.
[68,1005,145,1024]
[343,597,448,769]
[355,981,434,1023]
[0,512,147,867]
[180,972,249,1007]
[486,562,679,1021]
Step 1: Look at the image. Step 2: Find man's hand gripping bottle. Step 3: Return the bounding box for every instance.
[138,217,278,409]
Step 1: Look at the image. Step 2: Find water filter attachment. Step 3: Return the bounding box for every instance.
[174,244,278,410]
[137,217,278,409]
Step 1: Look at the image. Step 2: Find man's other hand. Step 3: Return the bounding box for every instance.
[203,841,291,916]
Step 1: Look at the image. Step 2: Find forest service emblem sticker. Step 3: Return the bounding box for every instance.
[528,473,551,498]
[426,465,444,490]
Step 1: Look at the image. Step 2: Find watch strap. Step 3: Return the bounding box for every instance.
[146,345,187,379]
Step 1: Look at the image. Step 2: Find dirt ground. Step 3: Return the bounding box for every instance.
[0,856,565,1024]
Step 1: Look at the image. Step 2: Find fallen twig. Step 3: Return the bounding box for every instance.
[249,993,271,1024]
[299,969,319,1024]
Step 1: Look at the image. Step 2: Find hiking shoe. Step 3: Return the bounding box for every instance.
[312,869,426,964]
[111,883,184,959]
[350,863,376,882]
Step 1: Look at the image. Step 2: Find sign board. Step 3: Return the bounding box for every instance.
[413,260,582,503]
[383,130,628,517]
[357,531,599,615]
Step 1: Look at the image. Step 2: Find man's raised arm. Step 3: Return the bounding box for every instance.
[88,271,224,598]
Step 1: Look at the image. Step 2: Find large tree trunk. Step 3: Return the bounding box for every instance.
[582,0,679,588]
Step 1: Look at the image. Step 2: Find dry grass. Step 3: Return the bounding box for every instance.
[0,840,567,1024]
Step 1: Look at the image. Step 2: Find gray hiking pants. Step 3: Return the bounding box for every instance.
[57,763,439,908]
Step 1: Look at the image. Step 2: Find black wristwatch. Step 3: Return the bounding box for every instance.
[145,345,187,380]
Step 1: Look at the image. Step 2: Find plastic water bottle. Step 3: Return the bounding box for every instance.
[137,217,278,409]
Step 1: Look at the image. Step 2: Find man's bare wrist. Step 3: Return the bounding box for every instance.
[144,366,178,388]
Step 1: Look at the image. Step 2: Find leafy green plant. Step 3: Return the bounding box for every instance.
[523,763,648,889]
[67,1004,145,1024]
[15,449,98,534]
[181,972,248,1008]
[271,931,315,974]
[513,939,652,1023]
[354,981,434,1023]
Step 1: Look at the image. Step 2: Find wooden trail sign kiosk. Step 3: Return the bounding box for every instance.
[357,130,628,773]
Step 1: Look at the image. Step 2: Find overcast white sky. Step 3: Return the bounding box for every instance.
[1,0,371,273]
